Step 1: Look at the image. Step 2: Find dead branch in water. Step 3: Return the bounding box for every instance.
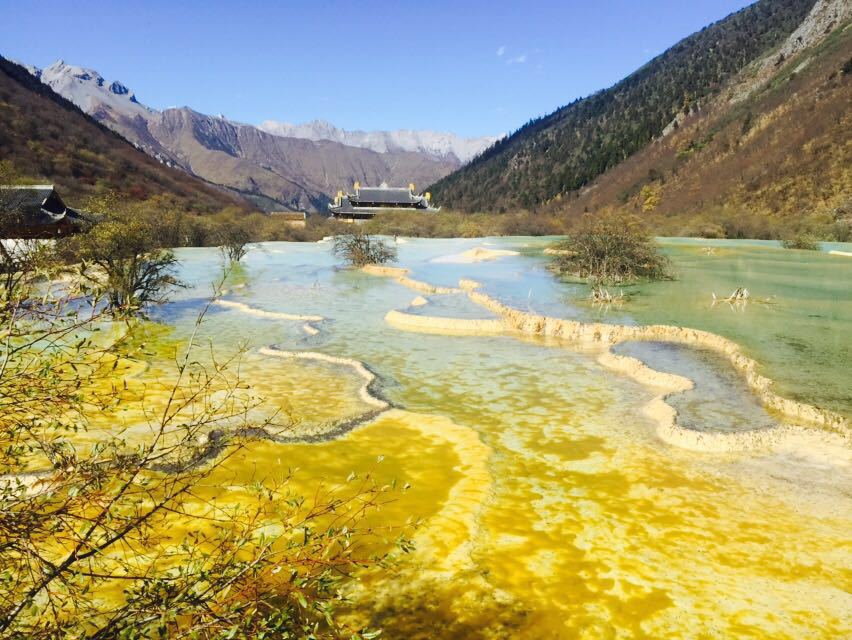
[590,284,626,305]
[711,287,776,309]
[586,284,630,316]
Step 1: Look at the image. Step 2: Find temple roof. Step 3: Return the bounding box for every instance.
[1,185,57,212]
[352,187,421,204]
[328,183,439,217]
[1,185,90,230]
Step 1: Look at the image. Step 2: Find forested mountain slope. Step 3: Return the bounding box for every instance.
[562,18,852,238]
[430,0,821,212]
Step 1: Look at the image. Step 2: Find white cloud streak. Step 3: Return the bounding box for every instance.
[496,45,506,57]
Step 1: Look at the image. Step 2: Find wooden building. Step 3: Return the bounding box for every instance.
[328,182,439,221]
[0,185,91,239]
[269,211,307,228]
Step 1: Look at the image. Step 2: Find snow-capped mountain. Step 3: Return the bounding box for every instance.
[259,119,499,164]
[19,59,480,211]
[38,60,153,119]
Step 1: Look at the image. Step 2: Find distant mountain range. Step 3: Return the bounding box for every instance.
[431,0,851,230]
[21,61,497,211]
[258,119,498,164]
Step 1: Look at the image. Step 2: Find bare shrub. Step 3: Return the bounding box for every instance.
[551,212,671,284]
[781,233,819,250]
[217,224,252,262]
[332,230,398,267]
[71,215,181,315]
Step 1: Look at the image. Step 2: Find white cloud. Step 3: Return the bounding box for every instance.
[507,54,527,65]
[496,45,506,57]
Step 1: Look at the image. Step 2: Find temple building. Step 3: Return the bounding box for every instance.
[0,185,91,239]
[328,182,439,221]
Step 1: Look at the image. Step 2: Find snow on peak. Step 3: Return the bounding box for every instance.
[37,60,154,119]
[258,119,500,164]
[20,57,499,166]
[11,59,42,79]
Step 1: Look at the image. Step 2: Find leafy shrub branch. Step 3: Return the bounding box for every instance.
[0,245,411,638]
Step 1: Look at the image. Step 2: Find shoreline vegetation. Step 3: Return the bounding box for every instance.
[0,213,413,636]
[148,207,852,246]
[4,157,847,247]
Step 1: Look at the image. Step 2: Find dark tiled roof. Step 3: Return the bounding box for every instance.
[330,197,356,213]
[353,187,420,205]
[1,185,91,230]
[1,185,56,213]
[328,197,439,217]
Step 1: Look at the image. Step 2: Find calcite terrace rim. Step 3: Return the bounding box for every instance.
[374,271,849,453]
[255,346,395,444]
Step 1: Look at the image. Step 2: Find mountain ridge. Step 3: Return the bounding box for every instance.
[258,118,499,164]
[558,11,852,236]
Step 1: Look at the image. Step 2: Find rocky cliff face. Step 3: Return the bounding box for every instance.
[727,0,852,101]
[771,0,852,61]
[21,61,478,211]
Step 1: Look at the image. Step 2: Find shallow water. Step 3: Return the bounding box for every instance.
[614,341,777,433]
[406,291,498,319]
[119,238,852,638]
[621,239,852,421]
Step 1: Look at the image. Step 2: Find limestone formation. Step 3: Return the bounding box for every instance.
[364,270,850,454]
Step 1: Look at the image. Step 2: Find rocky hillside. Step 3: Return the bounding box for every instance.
[0,57,246,214]
[430,0,825,212]
[560,4,852,237]
[27,61,488,211]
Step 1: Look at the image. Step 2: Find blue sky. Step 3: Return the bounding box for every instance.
[1,0,754,137]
